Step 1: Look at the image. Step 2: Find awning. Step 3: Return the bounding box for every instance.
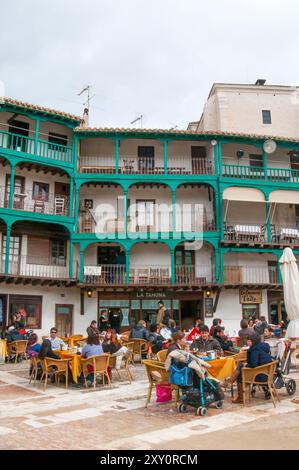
[223,187,266,203]
[269,190,299,205]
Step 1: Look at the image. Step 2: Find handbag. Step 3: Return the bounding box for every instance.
[169,363,194,387]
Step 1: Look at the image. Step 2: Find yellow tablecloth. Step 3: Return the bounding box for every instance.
[0,339,8,360]
[61,336,84,348]
[55,350,82,383]
[206,357,236,381]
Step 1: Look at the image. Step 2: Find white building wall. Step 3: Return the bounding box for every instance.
[130,243,170,268]
[0,285,97,339]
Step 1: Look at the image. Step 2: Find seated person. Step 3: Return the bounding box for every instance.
[26,333,41,358]
[6,326,25,343]
[38,339,60,360]
[86,320,100,338]
[129,320,149,340]
[213,326,237,352]
[263,327,279,357]
[187,319,203,341]
[168,319,179,334]
[165,332,211,380]
[209,318,222,337]
[254,316,269,336]
[47,327,66,351]
[81,335,104,386]
[148,324,167,354]
[190,324,222,355]
[159,323,172,341]
[238,319,254,346]
[102,329,129,369]
[222,332,272,403]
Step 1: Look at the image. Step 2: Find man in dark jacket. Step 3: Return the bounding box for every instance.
[129,320,149,340]
[213,326,237,352]
[109,309,123,334]
[190,324,222,354]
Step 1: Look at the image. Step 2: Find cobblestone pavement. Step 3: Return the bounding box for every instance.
[0,361,298,450]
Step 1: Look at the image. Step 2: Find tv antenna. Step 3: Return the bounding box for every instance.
[78,85,95,115]
[130,114,144,128]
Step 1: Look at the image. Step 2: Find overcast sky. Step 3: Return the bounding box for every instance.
[1,0,299,129]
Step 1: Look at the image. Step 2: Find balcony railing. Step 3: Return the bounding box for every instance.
[267,167,299,183]
[129,266,171,285]
[0,186,70,216]
[224,265,278,284]
[270,224,299,244]
[0,130,72,164]
[77,155,214,176]
[175,265,214,284]
[222,164,265,179]
[6,255,78,279]
[224,222,266,242]
[84,264,126,284]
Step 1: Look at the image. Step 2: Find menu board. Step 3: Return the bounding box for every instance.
[204,298,214,318]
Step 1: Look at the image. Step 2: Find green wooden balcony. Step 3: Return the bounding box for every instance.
[0,129,72,164]
[267,167,299,183]
[222,164,265,179]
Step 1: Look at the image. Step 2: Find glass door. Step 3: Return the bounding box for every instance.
[136,200,155,231]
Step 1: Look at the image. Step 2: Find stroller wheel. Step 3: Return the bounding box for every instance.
[251,387,256,397]
[178,403,188,413]
[215,400,223,409]
[196,407,207,417]
[264,389,271,400]
[286,379,296,396]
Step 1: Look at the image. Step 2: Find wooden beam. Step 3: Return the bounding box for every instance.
[213,288,221,313]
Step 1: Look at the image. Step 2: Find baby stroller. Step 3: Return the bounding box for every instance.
[251,340,296,399]
[170,363,224,416]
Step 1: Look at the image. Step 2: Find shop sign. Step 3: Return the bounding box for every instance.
[136,289,167,299]
[204,298,214,317]
[84,266,102,276]
[239,288,262,304]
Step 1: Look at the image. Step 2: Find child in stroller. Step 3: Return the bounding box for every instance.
[165,339,224,416]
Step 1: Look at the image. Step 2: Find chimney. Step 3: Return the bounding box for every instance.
[255,79,266,86]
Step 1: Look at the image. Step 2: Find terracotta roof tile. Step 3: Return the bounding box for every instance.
[0,97,81,123]
[74,126,299,144]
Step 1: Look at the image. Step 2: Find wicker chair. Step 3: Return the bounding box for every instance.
[143,359,179,407]
[40,357,71,390]
[241,360,280,407]
[7,340,28,363]
[156,349,168,363]
[81,354,111,389]
[29,356,41,385]
[130,338,149,364]
[109,353,133,383]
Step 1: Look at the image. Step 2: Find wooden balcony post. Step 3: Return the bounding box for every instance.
[219,250,224,284]
[172,189,176,232]
[125,249,130,284]
[69,240,74,279]
[124,190,128,237]
[79,249,84,283]
[74,185,80,231]
[4,222,11,275]
[34,118,40,155]
[8,162,15,209]
[170,249,175,284]
[263,149,268,181]
[266,200,271,243]
[218,141,223,176]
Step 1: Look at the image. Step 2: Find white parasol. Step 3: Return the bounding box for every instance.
[279,247,299,339]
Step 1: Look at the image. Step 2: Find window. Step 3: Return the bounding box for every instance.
[249,154,263,168]
[32,182,49,201]
[2,236,21,267]
[51,239,66,266]
[48,132,68,150]
[262,110,271,124]
[9,295,42,329]
[290,151,299,170]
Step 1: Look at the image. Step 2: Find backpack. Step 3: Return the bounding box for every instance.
[169,363,194,387]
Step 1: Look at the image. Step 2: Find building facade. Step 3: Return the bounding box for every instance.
[1,96,299,337]
[189,81,299,139]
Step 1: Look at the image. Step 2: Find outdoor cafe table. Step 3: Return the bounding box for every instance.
[54,349,82,383]
[61,336,84,348]
[0,339,8,361]
[202,357,236,381]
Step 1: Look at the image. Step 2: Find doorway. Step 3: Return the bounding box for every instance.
[0,295,7,337]
[138,146,155,173]
[8,119,29,152]
[180,300,203,331]
[191,146,207,174]
[55,304,73,337]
